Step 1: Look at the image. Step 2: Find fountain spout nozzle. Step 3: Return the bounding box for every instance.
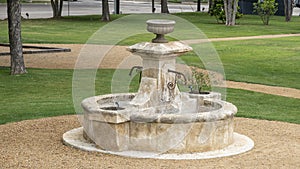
[115,102,120,109]
[129,66,143,76]
[168,69,187,85]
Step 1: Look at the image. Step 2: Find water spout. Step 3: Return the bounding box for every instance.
[168,69,187,85]
[129,66,143,83]
[129,66,143,76]
[188,85,193,93]
[115,102,120,109]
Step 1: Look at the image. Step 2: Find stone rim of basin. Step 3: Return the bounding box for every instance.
[81,93,237,124]
[146,19,176,27]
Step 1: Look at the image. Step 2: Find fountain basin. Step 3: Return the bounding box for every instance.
[64,19,254,159]
[82,92,237,153]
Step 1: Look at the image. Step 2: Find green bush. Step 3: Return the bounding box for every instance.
[253,0,278,25]
[209,0,242,24]
[209,0,226,23]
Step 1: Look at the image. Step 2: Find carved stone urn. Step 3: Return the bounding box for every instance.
[146,19,175,43]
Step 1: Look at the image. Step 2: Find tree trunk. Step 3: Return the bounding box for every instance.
[284,0,293,22]
[208,0,213,13]
[224,0,238,26]
[101,0,110,21]
[232,0,238,24]
[51,0,63,18]
[50,0,56,17]
[7,0,27,75]
[161,0,169,13]
[197,0,201,12]
[59,0,63,16]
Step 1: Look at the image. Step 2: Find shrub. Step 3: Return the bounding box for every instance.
[253,0,278,25]
[209,0,242,24]
[209,0,226,23]
[186,67,211,93]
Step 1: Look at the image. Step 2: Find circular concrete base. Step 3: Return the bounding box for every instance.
[63,127,254,160]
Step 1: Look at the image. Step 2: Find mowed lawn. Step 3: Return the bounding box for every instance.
[0,67,299,125]
[181,36,300,89]
[1,13,300,44]
[0,13,299,124]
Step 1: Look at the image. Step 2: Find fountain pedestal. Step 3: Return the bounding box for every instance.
[128,41,192,111]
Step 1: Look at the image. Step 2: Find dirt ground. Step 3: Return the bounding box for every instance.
[0,44,135,69]
[0,43,299,168]
[0,115,299,168]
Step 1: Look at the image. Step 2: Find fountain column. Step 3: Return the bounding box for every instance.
[128,20,192,111]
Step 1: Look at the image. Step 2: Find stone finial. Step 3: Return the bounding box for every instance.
[146,19,175,43]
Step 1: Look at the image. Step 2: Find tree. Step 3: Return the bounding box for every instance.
[7,0,27,75]
[50,0,63,18]
[101,0,110,21]
[283,0,293,22]
[209,0,242,24]
[253,0,278,25]
[161,0,169,13]
[223,0,239,26]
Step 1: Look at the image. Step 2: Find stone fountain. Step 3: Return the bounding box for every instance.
[63,19,254,159]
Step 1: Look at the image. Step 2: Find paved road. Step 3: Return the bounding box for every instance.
[0,0,202,19]
[0,0,299,19]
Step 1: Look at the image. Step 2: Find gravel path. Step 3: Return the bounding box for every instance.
[0,115,299,168]
[183,33,300,44]
[226,81,300,99]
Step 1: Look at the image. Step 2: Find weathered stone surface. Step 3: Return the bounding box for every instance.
[128,42,189,110]
[129,77,157,108]
[128,42,192,55]
[83,120,129,151]
[83,89,236,153]
[146,19,176,43]
[82,20,238,154]
[82,93,135,123]
[129,122,157,151]
[84,98,235,153]
[156,123,191,153]
[146,19,175,35]
[188,92,222,100]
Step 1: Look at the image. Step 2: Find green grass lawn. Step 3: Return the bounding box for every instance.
[216,37,300,89]
[180,36,300,89]
[227,89,300,124]
[0,15,123,44]
[0,67,299,125]
[175,13,300,38]
[0,67,140,124]
[0,68,74,124]
[1,13,300,44]
[227,88,300,124]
